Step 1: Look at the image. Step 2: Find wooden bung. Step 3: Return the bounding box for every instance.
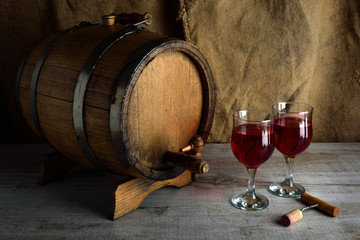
[301,192,340,217]
[101,14,116,26]
[102,13,152,26]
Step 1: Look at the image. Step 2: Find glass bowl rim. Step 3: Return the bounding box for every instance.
[233,109,273,123]
[272,102,314,114]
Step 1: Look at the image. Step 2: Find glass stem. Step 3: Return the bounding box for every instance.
[244,168,257,199]
[284,157,295,188]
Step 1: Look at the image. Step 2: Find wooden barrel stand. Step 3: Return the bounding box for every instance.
[37,152,193,220]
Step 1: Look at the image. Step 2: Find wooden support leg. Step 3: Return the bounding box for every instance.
[111,170,192,220]
[38,152,79,185]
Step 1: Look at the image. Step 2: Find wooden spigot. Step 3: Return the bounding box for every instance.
[165,135,209,175]
[165,152,209,174]
[180,135,204,157]
[102,12,152,26]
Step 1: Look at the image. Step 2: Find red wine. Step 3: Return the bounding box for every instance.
[231,124,274,169]
[274,117,313,158]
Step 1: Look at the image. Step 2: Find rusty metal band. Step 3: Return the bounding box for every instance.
[15,45,36,123]
[29,22,94,140]
[109,39,213,180]
[73,25,144,171]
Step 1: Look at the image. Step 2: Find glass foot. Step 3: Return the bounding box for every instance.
[230,193,269,211]
[268,181,305,199]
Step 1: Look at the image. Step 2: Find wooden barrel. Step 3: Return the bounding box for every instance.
[16,23,215,180]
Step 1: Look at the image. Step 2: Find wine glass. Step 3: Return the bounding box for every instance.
[268,102,313,198]
[230,110,275,211]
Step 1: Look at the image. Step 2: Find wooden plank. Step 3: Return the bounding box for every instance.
[111,170,192,220]
[0,143,359,239]
[36,94,73,132]
[36,65,79,101]
[100,159,141,177]
[19,88,38,135]
[89,31,162,79]
[19,33,63,89]
[43,25,122,72]
[40,123,93,169]
[85,31,165,111]
[19,64,35,89]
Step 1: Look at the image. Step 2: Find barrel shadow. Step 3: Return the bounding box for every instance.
[41,165,129,220]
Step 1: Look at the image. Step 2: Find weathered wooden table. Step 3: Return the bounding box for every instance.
[0,143,359,239]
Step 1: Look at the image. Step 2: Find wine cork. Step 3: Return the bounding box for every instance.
[301,192,339,217]
[281,209,303,227]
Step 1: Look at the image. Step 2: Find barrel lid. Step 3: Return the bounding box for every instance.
[111,40,215,180]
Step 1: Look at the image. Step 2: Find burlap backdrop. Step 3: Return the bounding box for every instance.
[1,0,359,143]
